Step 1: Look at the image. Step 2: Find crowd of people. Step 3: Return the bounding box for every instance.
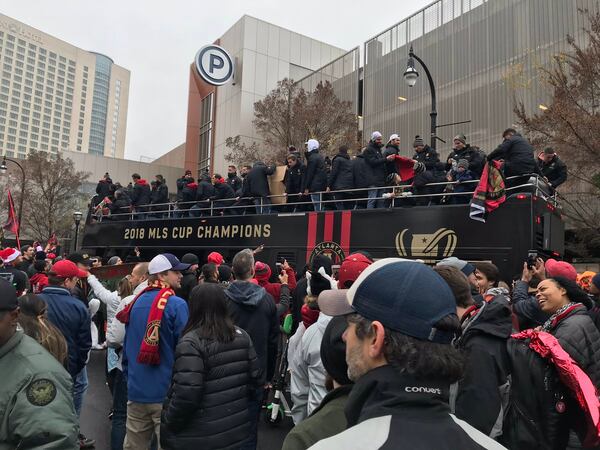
[91,129,568,219]
[2,240,600,449]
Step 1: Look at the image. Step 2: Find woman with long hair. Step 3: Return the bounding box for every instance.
[18,294,68,367]
[161,283,262,450]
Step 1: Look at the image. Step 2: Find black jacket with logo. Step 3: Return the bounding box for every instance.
[310,365,506,449]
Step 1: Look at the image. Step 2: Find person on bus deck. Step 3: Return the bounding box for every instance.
[224,249,279,450]
[180,178,198,216]
[176,170,194,216]
[109,188,132,219]
[412,135,440,170]
[243,161,276,214]
[309,259,506,450]
[211,173,236,215]
[226,165,243,193]
[175,253,199,301]
[326,145,354,210]
[435,266,511,439]
[537,147,567,192]
[130,173,151,219]
[446,134,486,178]
[352,147,370,209]
[96,172,113,206]
[285,154,306,212]
[364,131,396,209]
[232,165,254,215]
[382,134,401,180]
[487,128,538,188]
[254,260,297,313]
[447,159,476,204]
[302,139,328,212]
[150,174,169,217]
[189,173,215,217]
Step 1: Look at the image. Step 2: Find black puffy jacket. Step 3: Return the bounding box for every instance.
[487,134,537,177]
[352,154,370,189]
[244,162,275,198]
[382,144,399,177]
[131,179,151,207]
[328,153,354,191]
[302,151,327,193]
[413,145,440,171]
[538,154,567,189]
[226,174,243,194]
[196,179,215,202]
[362,141,386,187]
[285,163,305,195]
[151,182,169,206]
[96,179,112,199]
[160,327,262,450]
[177,176,194,201]
[453,295,512,437]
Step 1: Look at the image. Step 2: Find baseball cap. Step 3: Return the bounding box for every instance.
[50,260,88,278]
[545,258,577,282]
[318,289,352,316]
[436,257,475,278]
[181,253,199,265]
[0,278,18,311]
[0,248,20,264]
[67,252,92,267]
[337,253,373,289]
[207,252,224,266]
[346,258,457,344]
[388,133,399,142]
[148,254,190,275]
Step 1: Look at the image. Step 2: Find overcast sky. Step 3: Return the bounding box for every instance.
[3,0,431,161]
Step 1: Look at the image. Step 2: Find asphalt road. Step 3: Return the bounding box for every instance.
[81,350,293,450]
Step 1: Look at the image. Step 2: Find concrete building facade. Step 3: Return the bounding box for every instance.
[0,13,130,159]
[183,15,347,177]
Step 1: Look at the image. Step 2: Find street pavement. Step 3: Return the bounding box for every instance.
[81,350,293,450]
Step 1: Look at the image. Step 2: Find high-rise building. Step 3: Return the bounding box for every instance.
[0,13,129,159]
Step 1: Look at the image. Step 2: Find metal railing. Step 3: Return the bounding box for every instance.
[88,174,556,222]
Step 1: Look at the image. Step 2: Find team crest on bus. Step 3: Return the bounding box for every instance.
[396,228,457,263]
[310,241,345,265]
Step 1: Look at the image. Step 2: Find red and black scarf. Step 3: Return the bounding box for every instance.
[469,160,506,223]
[116,280,175,365]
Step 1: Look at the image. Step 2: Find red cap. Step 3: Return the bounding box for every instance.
[207,252,224,266]
[545,259,577,282]
[50,260,88,278]
[338,253,373,289]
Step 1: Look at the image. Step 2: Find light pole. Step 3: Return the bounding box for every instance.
[73,211,82,253]
[403,45,438,150]
[0,156,26,228]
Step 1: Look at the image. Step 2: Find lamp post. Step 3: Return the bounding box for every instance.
[0,156,26,228]
[403,45,438,150]
[73,211,82,253]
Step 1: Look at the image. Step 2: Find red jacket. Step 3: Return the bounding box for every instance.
[30,273,49,294]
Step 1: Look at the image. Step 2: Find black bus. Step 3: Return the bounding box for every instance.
[81,188,564,281]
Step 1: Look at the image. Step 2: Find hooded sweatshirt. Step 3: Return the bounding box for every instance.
[225,281,279,381]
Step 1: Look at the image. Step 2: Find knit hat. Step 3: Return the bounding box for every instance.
[254,261,272,282]
[436,257,476,277]
[181,253,199,265]
[107,256,121,266]
[338,253,373,289]
[413,135,425,147]
[453,134,467,145]
[457,159,469,170]
[371,131,382,141]
[388,133,399,143]
[346,259,457,343]
[320,316,352,386]
[545,259,577,282]
[306,139,320,152]
[0,248,20,264]
[207,252,224,266]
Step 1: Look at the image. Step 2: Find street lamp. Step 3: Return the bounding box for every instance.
[0,156,26,228]
[403,45,438,150]
[73,211,82,253]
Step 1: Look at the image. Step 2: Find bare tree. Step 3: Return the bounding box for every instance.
[225,78,359,166]
[20,152,90,241]
[511,9,600,254]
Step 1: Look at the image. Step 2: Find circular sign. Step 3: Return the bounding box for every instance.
[194,45,234,86]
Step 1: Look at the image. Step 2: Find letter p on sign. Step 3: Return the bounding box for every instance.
[195,45,234,86]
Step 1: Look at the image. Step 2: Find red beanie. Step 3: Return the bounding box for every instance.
[207,252,223,266]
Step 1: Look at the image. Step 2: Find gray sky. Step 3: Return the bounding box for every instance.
[3,0,431,161]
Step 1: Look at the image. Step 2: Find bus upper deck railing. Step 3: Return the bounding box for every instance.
[88,174,558,223]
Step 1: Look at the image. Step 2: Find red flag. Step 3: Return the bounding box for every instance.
[3,190,20,249]
[469,160,506,223]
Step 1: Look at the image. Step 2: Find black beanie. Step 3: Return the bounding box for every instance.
[311,254,333,275]
[320,316,352,386]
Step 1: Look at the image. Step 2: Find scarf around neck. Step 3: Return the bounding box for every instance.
[116,280,175,365]
[542,302,581,332]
